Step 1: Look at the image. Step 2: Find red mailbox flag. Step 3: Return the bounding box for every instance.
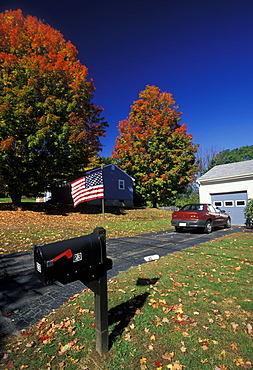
[71,169,104,207]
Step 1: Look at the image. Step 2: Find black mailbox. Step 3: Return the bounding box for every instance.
[34,228,112,285]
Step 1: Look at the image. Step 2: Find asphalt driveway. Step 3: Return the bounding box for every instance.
[0,225,244,338]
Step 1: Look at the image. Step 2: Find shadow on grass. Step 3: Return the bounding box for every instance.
[136,277,160,286]
[108,292,150,349]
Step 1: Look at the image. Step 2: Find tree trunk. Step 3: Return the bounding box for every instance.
[152,198,158,208]
[10,193,22,206]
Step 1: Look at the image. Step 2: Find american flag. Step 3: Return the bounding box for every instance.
[71,169,104,207]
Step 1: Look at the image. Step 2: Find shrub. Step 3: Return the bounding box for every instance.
[244,198,253,228]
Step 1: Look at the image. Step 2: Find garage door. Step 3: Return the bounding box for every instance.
[211,191,248,225]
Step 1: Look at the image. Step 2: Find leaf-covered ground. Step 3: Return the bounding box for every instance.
[0,203,172,254]
[1,229,252,370]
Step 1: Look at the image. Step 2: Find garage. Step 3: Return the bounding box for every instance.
[211,191,248,225]
[197,160,253,226]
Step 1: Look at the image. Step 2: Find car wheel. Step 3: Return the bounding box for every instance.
[225,218,231,228]
[204,220,212,234]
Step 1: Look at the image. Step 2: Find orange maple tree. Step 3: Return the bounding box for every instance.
[0,9,107,205]
[112,85,198,207]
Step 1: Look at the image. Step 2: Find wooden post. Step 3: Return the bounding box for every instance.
[85,227,109,355]
[86,276,109,355]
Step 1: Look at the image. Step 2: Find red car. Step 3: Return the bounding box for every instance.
[171,203,231,233]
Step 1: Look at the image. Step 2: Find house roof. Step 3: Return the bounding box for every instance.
[197,159,253,184]
[87,164,135,181]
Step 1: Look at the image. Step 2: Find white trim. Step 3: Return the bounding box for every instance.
[197,173,253,184]
[118,179,125,190]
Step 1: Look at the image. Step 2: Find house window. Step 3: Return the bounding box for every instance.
[118,179,125,190]
[236,200,246,207]
[224,200,234,207]
[214,201,222,207]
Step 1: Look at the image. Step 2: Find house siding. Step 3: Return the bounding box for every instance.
[86,164,134,207]
[198,178,253,204]
[103,165,133,201]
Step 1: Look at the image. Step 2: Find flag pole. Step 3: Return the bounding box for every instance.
[102,197,105,228]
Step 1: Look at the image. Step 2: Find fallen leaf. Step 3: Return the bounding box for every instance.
[173,360,185,370]
[155,361,163,367]
[231,322,239,333]
[201,359,208,363]
[231,343,238,350]
[124,333,132,341]
[220,350,226,357]
[162,352,174,361]
[243,361,252,369]
[187,291,196,296]
[58,339,77,355]
[246,323,252,335]
[182,331,190,337]
[198,338,210,351]
[233,358,245,366]
[224,310,232,317]
[180,344,187,353]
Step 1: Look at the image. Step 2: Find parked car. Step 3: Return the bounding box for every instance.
[171,203,231,233]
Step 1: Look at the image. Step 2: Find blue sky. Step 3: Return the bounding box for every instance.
[1,0,253,157]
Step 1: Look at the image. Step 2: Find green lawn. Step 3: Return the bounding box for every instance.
[0,206,173,254]
[1,231,252,370]
[0,197,36,203]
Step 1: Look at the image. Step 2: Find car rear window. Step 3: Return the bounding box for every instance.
[180,204,204,211]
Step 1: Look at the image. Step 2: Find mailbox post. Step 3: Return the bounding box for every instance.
[86,227,109,354]
[34,227,112,355]
[86,275,109,354]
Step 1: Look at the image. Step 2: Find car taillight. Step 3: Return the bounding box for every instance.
[190,214,201,219]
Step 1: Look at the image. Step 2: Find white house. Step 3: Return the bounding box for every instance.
[197,159,253,225]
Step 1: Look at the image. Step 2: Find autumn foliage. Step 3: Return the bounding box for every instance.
[112,85,198,207]
[0,9,107,204]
